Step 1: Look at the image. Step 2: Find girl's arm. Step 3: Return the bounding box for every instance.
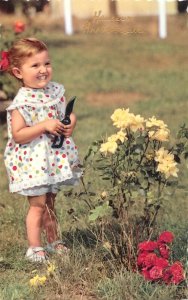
[62,112,77,138]
[11,109,64,144]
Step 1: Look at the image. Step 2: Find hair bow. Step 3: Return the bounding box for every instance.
[0,51,9,71]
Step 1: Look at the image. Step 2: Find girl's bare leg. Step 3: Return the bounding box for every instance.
[42,192,59,244]
[26,194,46,256]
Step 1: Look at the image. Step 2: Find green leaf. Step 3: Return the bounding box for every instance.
[89,201,112,221]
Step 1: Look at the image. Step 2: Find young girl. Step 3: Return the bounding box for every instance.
[3,38,82,262]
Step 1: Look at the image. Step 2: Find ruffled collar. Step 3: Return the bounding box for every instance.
[6,81,65,110]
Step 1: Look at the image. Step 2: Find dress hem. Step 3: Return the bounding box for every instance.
[9,170,82,193]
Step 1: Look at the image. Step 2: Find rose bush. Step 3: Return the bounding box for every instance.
[72,108,188,270]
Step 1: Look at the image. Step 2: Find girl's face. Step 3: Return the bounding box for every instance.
[13,50,52,89]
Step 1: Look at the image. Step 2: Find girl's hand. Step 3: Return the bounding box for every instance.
[44,119,64,136]
[62,113,77,138]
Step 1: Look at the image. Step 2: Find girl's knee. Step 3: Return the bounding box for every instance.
[28,194,47,210]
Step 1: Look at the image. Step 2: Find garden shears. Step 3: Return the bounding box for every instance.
[52,96,76,148]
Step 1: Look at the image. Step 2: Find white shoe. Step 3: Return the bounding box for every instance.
[25,246,48,263]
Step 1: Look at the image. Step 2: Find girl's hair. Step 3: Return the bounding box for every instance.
[8,37,48,77]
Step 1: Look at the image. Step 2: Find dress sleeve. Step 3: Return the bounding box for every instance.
[17,106,33,126]
[56,85,66,120]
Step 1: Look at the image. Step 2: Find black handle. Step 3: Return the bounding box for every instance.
[51,96,76,149]
[51,116,71,149]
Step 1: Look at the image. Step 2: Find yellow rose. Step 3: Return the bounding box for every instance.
[100,141,118,155]
[155,147,174,163]
[129,114,145,132]
[107,134,119,143]
[146,116,168,129]
[155,148,179,178]
[111,108,132,129]
[107,131,127,143]
[116,130,127,143]
[157,161,179,179]
[149,128,170,142]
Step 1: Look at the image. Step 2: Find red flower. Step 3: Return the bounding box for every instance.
[170,262,185,284]
[158,242,170,259]
[138,241,158,252]
[149,265,164,280]
[0,51,9,71]
[163,262,184,284]
[14,21,25,33]
[137,252,148,267]
[158,231,174,244]
[155,257,169,269]
[141,268,152,281]
[143,253,158,268]
[163,268,172,284]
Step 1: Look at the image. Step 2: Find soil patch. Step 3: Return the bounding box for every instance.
[86,91,148,107]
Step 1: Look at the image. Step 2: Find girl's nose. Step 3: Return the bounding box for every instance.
[39,65,47,73]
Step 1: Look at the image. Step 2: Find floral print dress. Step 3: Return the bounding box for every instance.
[4,81,82,194]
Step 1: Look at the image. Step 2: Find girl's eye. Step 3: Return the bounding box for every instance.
[45,62,51,66]
[31,64,38,68]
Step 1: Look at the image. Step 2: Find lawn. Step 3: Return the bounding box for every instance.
[0,15,187,299]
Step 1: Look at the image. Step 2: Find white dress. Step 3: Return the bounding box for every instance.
[4,81,82,195]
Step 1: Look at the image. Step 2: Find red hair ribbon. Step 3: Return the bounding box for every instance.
[0,51,9,71]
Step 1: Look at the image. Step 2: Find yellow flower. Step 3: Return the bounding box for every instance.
[111,108,132,129]
[29,275,47,287]
[100,141,117,155]
[155,147,173,163]
[155,147,179,178]
[101,191,107,199]
[148,128,170,142]
[47,263,56,275]
[107,131,127,143]
[146,116,168,129]
[107,134,119,143]
[156,161,179,179]
[116,130,127,143]
[129,114,145,132]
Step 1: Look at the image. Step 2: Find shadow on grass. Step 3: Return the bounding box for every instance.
[63,228,97,249]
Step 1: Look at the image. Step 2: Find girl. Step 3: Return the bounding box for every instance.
[3,38,82,262]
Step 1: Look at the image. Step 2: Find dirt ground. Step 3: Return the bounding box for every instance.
[86,91,148,107]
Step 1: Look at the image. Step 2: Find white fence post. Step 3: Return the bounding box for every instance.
[158,0,167,39]
[64,0,73,35]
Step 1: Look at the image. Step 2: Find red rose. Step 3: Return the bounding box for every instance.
[149,265,163,280]
[0,51,9,71]
[14,21,25,33]
[137,252,148,267]
[141,268,152,281]
[163,268,172,284]
[158,231,174,244]
[169,262,185,284]
[138,241,158,252]
[143,253,157,268]
[155,257,169,269]
[163,262,185,285]
[158,242,170,259]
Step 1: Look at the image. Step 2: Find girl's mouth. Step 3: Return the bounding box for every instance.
[37,75,48,80]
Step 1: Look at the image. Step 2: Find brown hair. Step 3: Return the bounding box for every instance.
[8,37,48,77]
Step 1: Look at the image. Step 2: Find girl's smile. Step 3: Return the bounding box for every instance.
[13,50,52,89]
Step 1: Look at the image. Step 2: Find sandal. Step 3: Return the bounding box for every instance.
[45,240,70,255]
[25,246,48,263]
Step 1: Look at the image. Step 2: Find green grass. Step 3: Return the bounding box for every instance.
[0,15,188,299]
